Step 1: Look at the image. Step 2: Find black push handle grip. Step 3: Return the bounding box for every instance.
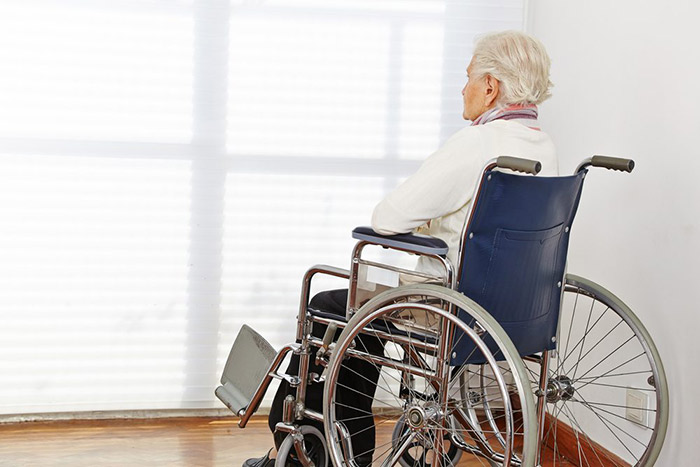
[496,156,542,175]
[590,155,635,173]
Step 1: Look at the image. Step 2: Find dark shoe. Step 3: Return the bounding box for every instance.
[243,449,275,467]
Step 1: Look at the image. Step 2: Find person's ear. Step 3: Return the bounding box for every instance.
[484,75,500,107]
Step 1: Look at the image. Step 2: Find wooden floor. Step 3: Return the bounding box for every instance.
[0,416,572,467]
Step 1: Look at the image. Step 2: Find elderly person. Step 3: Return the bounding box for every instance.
[245,30,555,467]
[373,30,557,275]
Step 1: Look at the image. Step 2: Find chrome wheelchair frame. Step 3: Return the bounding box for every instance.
[217,156,668,467]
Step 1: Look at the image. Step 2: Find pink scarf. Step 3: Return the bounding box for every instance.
[471,104,541,131]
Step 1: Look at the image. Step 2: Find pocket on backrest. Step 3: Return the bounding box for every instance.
[480,223,563,323]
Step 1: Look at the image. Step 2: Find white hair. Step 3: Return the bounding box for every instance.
[470,30,553,106]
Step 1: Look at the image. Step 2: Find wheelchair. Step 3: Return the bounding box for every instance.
[216,155,669,467]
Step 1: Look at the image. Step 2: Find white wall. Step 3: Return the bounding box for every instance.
[527,1,700,464]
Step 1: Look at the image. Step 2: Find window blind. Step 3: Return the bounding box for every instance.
[0,0,524,416]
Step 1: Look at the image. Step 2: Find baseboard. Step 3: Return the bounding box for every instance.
[0,407,264,425]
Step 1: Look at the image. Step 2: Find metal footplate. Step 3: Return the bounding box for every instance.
[215,324,277,414]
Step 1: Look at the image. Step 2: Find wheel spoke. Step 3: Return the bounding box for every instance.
[572,396,640,463]
[573,336,636,383]
[569,296,597,380]
[570,396,653,437]
[555,304,607,376]
[562,286,581,372]
[574,351,646,391]
[559,403,607,466]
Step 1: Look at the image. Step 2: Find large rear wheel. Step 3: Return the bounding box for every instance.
[322,284,538,467]
[528,275,669,466]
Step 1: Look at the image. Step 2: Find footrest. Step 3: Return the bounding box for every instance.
[216,324,277,414]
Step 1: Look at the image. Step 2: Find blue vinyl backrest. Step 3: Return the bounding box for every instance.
[452,169,586,365]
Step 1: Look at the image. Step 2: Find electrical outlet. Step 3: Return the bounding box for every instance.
[625,388,648,426]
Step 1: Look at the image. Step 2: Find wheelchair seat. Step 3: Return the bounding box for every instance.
[307,303,439,346]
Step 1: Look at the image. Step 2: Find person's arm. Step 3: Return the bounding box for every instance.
[371,128,485,235]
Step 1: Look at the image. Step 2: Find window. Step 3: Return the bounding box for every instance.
[0,0,524,415]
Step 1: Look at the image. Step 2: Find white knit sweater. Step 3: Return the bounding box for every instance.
[371,119,558,275]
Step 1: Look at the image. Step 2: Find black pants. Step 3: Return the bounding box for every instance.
[268,289,383,462]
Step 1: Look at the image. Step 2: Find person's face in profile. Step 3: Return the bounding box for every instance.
[462,57,499,121]
[462,59,486,121]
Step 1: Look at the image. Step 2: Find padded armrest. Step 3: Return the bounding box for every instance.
[352,226,449,256]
